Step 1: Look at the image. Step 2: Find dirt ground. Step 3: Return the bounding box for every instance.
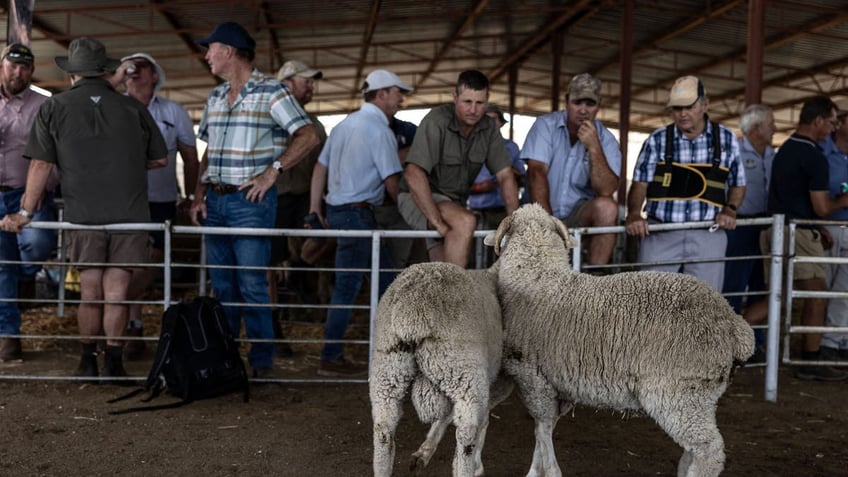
[2,340,847,476]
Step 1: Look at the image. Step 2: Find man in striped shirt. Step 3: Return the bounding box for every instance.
[189,22,320,379]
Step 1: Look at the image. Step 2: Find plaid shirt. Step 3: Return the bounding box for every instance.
[634,119,745,223]
[198,68,312,186]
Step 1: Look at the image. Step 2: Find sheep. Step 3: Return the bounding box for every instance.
[370,261,513,477]
[485,203,755,477]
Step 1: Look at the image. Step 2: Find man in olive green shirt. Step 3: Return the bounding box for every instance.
[398,70,518,267]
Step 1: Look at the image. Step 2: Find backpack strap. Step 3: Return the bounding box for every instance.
[663,123,675,165]
[108,399,193,415]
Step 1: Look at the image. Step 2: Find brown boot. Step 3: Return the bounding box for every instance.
[0,337,22,362]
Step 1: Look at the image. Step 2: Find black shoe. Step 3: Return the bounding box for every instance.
[795,365,848,382]
[102,346,129,385]
[747,345,767,365]
[0,337,23,362]
[74,353,99,383]
[123,324,146,360]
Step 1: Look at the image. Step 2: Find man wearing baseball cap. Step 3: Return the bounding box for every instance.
[626,75,745,291]
[0,43,59,362]
[189,22,320,380]
[307,69,409,376]
[521,73,622,269]
[121,52,199,359]
[398,70,519,267]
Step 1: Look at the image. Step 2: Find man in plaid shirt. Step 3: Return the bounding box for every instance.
[625,76,745,291]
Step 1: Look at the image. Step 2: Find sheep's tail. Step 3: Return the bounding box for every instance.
[730,314,756,363]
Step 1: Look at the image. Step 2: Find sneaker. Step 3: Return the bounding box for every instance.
[0,337,23,362]
[318,357,368,378]
[124,324,146,360]
[794,365,848,382]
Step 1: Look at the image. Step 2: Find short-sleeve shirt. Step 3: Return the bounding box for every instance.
[633,118,744,223]
[276,113,327,196]
[319,102,402,206]
[145,95,196,202]
[0,87,58,190]
[468,138,524,210]
[768,133,828,221]
[24,78,168,224]
[197,69,312,186]
[520,111,622,219]
[736,136,774,217]
[400,103,511,203]
[819,133,848,220]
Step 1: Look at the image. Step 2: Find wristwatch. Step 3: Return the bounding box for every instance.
[17,208,31,219]
[272,160,283,173]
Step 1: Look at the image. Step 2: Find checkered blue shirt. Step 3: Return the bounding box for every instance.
[198,68,312,186]
[633,119,745,223]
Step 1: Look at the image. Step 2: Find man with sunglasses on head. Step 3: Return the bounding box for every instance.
[626,75,745,292]
[120,52,199,359]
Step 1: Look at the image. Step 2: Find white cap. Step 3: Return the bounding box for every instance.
[362,69,412,93]
[120,52,166,92]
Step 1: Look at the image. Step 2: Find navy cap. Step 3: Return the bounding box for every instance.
[2,43,34,64]
[196,22,256,51]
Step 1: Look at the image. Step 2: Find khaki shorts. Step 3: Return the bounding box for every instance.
[760,227,826,282]
[564,199,591,228]
[66,230,151,270]
[397,191,456,249]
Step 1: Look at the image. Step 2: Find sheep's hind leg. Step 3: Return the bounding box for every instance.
[370,351,417,477]
[643,391,725,477]
[450,392,488,477]
[409,414,451,474]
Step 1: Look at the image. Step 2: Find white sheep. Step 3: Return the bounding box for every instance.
[370,261,513,477]
[486,203,755,477]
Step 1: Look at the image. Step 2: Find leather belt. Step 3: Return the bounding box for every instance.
[209,183,239,195]
[0,185,15,192]
[339,201,373,209]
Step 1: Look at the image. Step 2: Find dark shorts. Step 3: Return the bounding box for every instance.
[149,201,177,250]
[270,192,310,264]
[66,230,151,271]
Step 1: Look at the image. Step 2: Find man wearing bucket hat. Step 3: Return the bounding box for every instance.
[625,75,745,291]
[189,22,320,380]
[397,70,519,267]
[308,69,409,376]
[1,37,168,381]
[121,52,199,359]
[521,73,621,270]
[0,43,59,362]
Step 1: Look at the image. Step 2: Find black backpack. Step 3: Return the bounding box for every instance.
[109,296,249,414]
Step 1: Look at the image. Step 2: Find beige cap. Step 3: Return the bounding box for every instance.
[667,75,705,107]
[276,60,323,81]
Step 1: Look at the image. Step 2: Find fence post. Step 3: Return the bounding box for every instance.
[764,214,784,402]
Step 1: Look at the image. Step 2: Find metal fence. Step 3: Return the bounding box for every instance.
[2,214,846,401]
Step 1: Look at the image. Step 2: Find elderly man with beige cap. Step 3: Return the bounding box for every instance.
[625,75,745,291]
[521,72,622,268]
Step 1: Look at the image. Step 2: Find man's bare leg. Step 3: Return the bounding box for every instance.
[434,202,476,267]
[102,267,132,347]
[581,197,619,266]
[78,268,105,343]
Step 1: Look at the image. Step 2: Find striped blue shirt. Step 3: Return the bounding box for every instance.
[197,68,312,185]
[634,118,745,222]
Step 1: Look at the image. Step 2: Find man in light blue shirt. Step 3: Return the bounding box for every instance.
[819,106,848,360]
[308,69,408,377]
[521,73,621,267]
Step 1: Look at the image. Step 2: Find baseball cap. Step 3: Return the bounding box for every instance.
[121,52,166,92]
[362,70,412,93]
[277,60,323,81]
[567,73,601,103]
[667,75,705,108]
[486,104,508,124]
[2,43,34,64]
[196,22,255,51]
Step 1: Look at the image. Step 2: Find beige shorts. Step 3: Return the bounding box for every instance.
[397,191,456,249]
[564,199,591,228]
[760,227,826,282]
[66,230,151,270]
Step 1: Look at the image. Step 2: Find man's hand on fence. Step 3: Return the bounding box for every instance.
[0,213,30,233]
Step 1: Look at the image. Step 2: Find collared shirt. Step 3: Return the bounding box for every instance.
[319,102,402,206]
[197,68,312,186]
[400,103,511,203]
[24,78,168,224]
[768,133,827,221]
[634,117,744,223]
[0,86,50,189]
[276,113,327,196]
[819,133,848,220]
[468,138,523,210]
[520,110,621,219]
[737,136,774,216]
[145,95,196,202]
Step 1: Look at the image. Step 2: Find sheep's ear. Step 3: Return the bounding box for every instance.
[553,217,576,249]
[492,213,514,256]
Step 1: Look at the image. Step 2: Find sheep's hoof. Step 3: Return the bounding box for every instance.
[409,454,427,475]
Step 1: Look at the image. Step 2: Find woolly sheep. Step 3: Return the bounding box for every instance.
[370,261,513,477]
[486,203,755,477]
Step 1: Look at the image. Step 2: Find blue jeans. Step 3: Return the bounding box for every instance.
[204,188,276,369]
[723,224,767,346]
[322,205,396,361]
[0,189,57,336]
